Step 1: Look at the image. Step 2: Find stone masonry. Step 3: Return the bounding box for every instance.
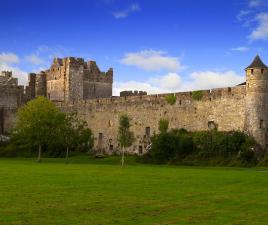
[1,55,268,155]
[0,71,25,134]
[28,57,113,102]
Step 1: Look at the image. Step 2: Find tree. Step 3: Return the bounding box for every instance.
[77,128,94,153]
[117,114,134,166]
[59,113,94,162]
[13,96,64,162]
[58,113,77,163]
[158,118,169,133]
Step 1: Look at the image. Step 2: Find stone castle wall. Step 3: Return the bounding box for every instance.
[45,57,113,102]
[2,55,268,153]
[0,83,25,135]
[59,85,247,154]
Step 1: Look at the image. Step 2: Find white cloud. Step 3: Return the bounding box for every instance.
[231,46,250,52]
[0,52,19,64]
[182,71,244,91]
[0,52,28,85]
[249,12,268,40]
[113,73,182,95]
[25,54,45,65]
[113,70,244,96]
[113,3,140,19]
[121,50,183,72]
[114,80,163,96]
[149,73,182,90]
[237,10,251,21]
[0,63,28,85]
[249,0,261,7]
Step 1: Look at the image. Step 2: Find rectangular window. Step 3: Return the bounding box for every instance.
[98,133,103,140]
[139,145,143,154]
[260,120,265,129]
[145,127,150,136]
[109,145,113,151]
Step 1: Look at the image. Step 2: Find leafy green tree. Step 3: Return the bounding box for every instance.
[117,114,134,166]
[77,128,94,153]
[13,96,64,162]
[58,113,77,162]
[158,118,169,133]
[59,113,94,162]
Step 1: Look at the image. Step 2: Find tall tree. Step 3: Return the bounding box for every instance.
[13,96,64,162]
[117,114,134,166]
[58,113,77,163]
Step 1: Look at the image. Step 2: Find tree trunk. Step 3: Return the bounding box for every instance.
[121,146,125,166]
[65,146,69,163]
[37,144,42,163]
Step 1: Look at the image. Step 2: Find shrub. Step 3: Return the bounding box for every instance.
[146,129,194,163]
[140,129,257,167]
[192,90,203,101]
[158,118,169,133]
[165,94,176,105]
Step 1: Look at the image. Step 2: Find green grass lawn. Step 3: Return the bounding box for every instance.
[0,156,268,225]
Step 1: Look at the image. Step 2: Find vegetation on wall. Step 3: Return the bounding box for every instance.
[192,90,203,101]
[165,94,176,105]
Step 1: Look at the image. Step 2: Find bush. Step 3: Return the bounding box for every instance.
[145,128,194,164]
[139,129,257,167]
[192,91,203,101]
[165,94,176,105]
[158,118,169,133]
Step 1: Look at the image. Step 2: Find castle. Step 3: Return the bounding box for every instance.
[1,55,268,154]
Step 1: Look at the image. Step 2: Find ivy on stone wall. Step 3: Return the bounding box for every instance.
[165,94,176,105]
[192,91,203,101]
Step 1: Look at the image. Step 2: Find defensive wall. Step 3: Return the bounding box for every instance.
[58,85,247,154]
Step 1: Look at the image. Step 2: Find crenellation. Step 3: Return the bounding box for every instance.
[1,55,268,153]
[120,90,147,97]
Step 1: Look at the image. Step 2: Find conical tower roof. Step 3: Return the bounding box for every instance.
[246,55,268,69]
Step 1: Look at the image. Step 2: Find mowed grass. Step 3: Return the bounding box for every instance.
[0,157,268,225]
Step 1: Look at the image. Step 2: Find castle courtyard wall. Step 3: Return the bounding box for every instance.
[59,85,247,154]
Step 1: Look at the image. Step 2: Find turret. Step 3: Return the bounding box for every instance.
[35,72,47,97]
[245,55,268,149]
[28,73,36,99]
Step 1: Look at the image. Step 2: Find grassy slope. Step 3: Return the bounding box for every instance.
[0,156,268,225]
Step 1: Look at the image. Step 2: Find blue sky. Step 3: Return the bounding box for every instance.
[0,0,268,95]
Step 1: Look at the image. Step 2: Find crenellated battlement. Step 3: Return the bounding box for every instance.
[2,55,268,153]
[58,85,246,109]
[26,56,114,102]
[56,84,248,155]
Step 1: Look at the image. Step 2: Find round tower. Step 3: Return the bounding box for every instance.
[245,55,268,149]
